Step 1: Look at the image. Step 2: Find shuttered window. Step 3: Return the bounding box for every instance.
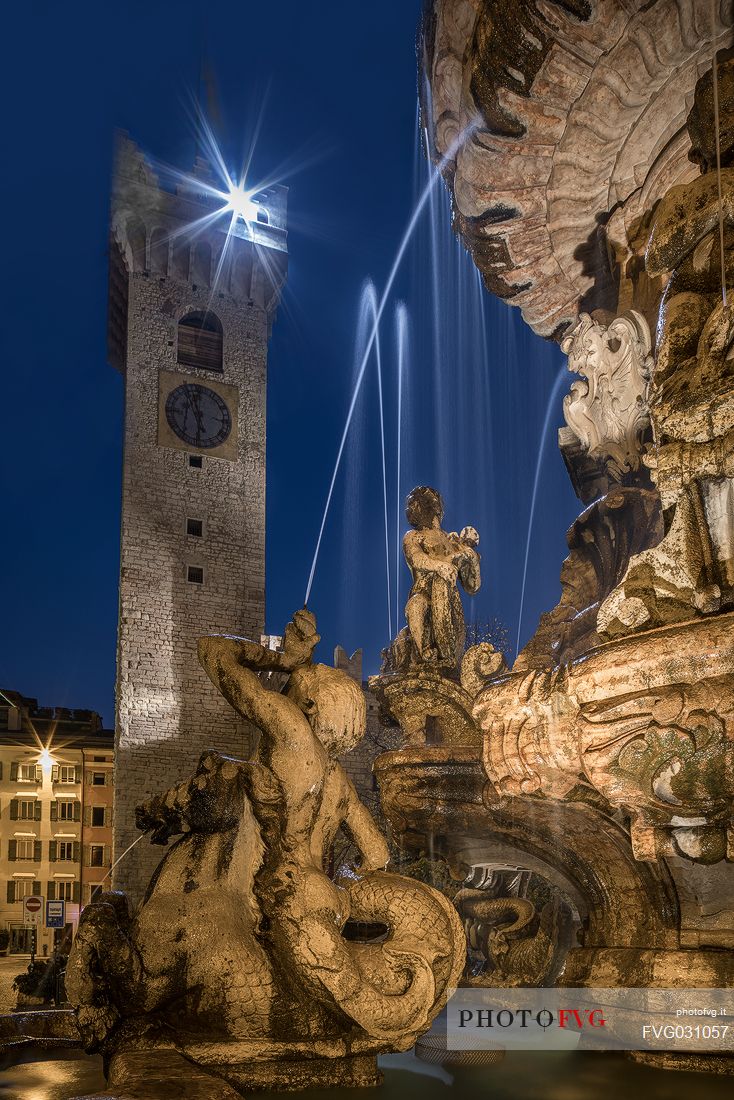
[177,311,223,372]
[16,763,42,782]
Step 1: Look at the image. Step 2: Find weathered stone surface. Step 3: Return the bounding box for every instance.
[68,610,464,1093]
[71,1050,243,1100]
[480,613,734,864]
[561,310,653,479]
[0,1008,80,1054]
[514,486,662,669]
[598,57,734,634]
[421,0,734,338]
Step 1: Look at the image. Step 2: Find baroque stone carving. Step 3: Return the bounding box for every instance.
[67,610,464,1093]
[598,56,734,636]
[421,0,734,338]
[561,311,653,479]
[477,613,734,865]
[515,487,663,670]
[648,53,734,405]
[413,9,734,1060]
[456,886,570,988]
[382,487,481,674]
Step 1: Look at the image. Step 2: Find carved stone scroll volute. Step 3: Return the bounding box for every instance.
[561,310,653,483]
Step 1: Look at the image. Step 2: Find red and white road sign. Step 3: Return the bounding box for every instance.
[23,895,43,925]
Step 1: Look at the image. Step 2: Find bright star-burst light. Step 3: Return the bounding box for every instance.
[38,747,56,770]
[223,182,259,224]
[151,101,286,306]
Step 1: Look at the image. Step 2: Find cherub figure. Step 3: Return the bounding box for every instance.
[197,609,464,1040]
[400,486,481,670]
[69,609,463,1068]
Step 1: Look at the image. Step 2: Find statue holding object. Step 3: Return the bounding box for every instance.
[384,486,481,674]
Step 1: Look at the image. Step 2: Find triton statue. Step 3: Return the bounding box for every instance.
[67,609,463,1094]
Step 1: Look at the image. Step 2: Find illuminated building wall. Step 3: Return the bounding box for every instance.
[0,690,113,956]
[109,136,288,899]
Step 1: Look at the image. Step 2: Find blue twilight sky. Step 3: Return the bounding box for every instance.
[0,1,579,726]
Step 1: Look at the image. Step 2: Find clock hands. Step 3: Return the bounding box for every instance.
[182,386,206,446]
[167,383,231,448]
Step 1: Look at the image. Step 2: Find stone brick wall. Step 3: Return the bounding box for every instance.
[111,138,287,900]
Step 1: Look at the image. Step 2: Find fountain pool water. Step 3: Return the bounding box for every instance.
[3,1045,734,1099]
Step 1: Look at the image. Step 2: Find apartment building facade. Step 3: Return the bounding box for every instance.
[0,691,114,954]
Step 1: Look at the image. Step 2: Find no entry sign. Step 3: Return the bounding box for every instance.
[23,895,43,925]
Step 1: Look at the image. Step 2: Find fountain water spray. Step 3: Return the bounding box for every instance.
[515,367,569,657]
[304,118,478,606]
[98,831,147,888]
[395,302,408,631]
[366,283,393,640]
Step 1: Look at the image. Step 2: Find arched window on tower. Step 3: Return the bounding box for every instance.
[256,208,269,224]
[177,311,223,372]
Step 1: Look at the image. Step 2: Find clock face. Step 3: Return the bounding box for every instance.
[165,383,232,449]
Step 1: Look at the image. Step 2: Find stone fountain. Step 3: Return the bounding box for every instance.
[66,610,464,1096]
[371,0,734,1073]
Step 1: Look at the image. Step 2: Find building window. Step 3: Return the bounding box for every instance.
[187,566,204,585]
[89,884,103,904]
[56,765,77,784]
[0,707,8,729]
[90,846,105,867]
[55,880,74,901]
[17,763,41,783]
[58,842,76,862]
[92,773,105,786]
[16,839,34,861]
[57,801,75,821]
[186,518,203,538]
[91,806,105,827]
[256,207,269,224]
[188,454,203,469]
[13,879,38,900]
[177,311,223,372]
[18,801,36,821]
[92,756,107,763]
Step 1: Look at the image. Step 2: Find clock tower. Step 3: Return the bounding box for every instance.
[108,134,287,899]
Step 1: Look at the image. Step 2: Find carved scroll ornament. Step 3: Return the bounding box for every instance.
[561,311,653,479]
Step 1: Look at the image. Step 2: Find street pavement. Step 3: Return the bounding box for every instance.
[0,954,29,1013]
